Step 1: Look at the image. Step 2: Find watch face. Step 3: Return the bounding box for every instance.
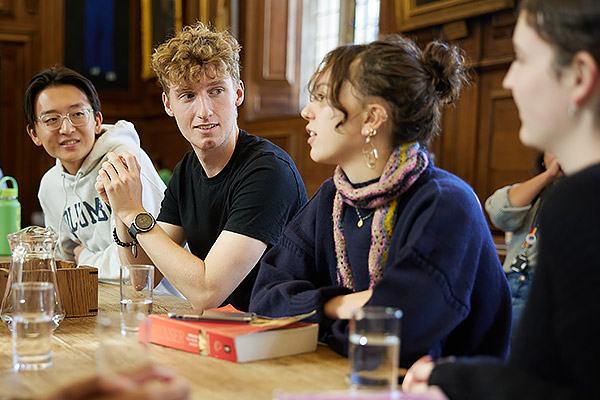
[135,213,155,230]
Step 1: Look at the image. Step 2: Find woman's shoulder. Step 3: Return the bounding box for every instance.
[544,163,600,213]
[415,166,480,206]
[302,178,336,210]
[551,163,600,196]
[285,178,334,219]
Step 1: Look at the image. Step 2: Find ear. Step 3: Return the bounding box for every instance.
[361,103,388,137]
[94,111,104,134]
[162,92,175,117]
[235,80,245,107]
[570,51,599,107]
[26,125,42,147]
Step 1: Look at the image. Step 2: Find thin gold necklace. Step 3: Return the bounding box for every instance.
[354,207,374,228]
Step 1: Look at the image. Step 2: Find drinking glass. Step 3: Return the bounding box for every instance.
[11,282,54,371]
[349,306,402,391]
[120,264,154,334]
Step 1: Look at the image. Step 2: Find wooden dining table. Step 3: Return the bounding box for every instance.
[0,282,351,399]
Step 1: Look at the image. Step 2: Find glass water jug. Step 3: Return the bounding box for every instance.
[0,226,66,330]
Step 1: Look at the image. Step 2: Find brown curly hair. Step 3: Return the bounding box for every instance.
[308,34,469,147]
[151,22,241,93]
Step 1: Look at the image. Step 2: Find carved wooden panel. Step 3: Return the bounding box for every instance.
[0,0,63,226]
[240,0,302,121]
[0,34,53,227]
[239,116,333,197]
[432,79,480,187]
[395,0,514,32]
[2,1,534,213]
[0,0,15,16]
[475,71,537,202]
[397,8,536,216]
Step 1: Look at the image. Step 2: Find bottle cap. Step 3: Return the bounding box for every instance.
[0,176,18,198]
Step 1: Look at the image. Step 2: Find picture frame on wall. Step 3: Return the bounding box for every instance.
[140,0,240,80]
[64,0,130,90]
[141,0,183,80]
[198,0,238,36]
[396,0,514,32]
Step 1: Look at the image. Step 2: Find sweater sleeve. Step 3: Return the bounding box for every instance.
[429,359,598,400]
[321,244,479,365]
[77,235,122,282]
[250,188,353,336]
[38,169,77,262]
[484,185,532,232]
[250,206,351,311]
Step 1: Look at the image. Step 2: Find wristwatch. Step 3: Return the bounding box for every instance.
[128,212,156,240]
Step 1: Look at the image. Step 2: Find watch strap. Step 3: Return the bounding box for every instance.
[127,224,140,240]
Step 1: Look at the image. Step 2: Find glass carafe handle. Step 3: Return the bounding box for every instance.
[0,244,26,329]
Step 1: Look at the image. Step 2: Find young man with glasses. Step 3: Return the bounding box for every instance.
[23,67,169,285]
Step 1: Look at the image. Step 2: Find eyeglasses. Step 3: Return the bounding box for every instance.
[35,109,94,130]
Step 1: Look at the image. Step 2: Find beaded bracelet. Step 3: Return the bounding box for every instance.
[113,227,138,258]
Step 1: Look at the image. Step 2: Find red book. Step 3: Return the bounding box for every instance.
[146,305,318,363]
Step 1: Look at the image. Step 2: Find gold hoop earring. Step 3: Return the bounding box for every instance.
[362,129,378,169]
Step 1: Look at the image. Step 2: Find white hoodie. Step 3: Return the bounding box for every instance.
[38,120,165,283]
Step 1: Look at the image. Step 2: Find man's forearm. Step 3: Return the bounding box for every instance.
[132,224,213,309]
[115,218,153,266]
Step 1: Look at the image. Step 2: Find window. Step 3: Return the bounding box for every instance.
[354,0,380,44]
[300,0,380,108]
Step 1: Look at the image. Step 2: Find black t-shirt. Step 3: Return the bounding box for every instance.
[158,130,308,310]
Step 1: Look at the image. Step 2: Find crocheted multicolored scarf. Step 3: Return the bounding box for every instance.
[332,142,429,290]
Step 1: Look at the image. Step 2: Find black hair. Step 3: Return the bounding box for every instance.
[23,66,101,131]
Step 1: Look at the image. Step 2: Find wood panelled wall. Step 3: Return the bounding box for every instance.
[381,2,538,214]
[0,0,64,227]
[237,0,335,196]
[0,0,534,230]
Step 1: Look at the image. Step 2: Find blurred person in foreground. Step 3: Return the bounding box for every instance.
[404,0,600,398]
[45,364,189,400]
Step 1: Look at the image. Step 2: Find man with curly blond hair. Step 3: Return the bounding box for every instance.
[96,22,307,310]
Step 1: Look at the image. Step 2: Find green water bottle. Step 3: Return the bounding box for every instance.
[0,176,21,255]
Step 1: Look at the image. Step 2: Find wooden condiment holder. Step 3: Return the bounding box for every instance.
[0,258,98,317]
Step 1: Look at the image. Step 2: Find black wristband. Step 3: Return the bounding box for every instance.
[113,228,138,257]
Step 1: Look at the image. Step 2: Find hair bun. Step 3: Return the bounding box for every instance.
[421,41,468,105]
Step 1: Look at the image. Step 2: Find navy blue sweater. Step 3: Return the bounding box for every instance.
[250,165,511,368]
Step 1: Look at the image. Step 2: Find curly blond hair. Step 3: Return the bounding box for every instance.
[151,22,241,93]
